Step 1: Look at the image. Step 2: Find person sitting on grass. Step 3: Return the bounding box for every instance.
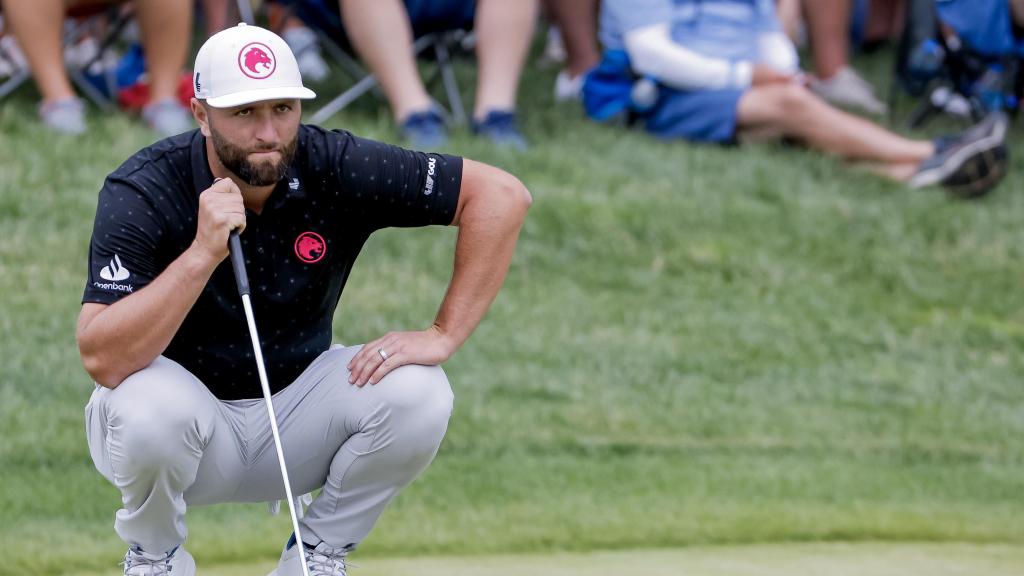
[583,0,1009,198]
[4,0,194,136]
[330,0,538,149]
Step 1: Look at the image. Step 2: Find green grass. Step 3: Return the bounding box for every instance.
[79,543,1024,576]
[2,47,1024,575]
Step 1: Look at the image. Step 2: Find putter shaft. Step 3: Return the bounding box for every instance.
[231,232,312,576]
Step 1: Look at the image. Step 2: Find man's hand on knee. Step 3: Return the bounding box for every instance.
[347,325,455,387]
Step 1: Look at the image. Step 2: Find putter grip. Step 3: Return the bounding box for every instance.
[228,231,250,296]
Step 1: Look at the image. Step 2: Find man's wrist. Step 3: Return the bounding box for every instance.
[183,242,224,275]
[429,323,460,357]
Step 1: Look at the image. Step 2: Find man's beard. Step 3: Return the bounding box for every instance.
[209,124,297,187]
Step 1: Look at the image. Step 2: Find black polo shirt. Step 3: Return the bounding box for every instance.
[83,125,462,400]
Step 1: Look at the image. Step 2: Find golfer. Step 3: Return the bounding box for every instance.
[77,24,530,576]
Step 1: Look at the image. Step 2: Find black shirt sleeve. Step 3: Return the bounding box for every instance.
[82,177,165,305]
[321,129,462,231]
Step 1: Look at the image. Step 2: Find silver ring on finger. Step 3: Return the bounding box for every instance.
[378,347,389,361]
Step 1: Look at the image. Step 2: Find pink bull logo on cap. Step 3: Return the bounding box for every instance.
[238,42,276,79]
[294,231,326,264]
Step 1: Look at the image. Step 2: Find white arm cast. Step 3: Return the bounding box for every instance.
[757,31,799,73]
[623,23,753,91]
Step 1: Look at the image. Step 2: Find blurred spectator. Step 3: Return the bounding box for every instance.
[584,0,1009,197]
[544,0,602,101]
[4,0,193,136]
[335,0,538,149]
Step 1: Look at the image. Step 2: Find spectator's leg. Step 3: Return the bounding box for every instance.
[1012,0,1024,27]
[473,0,538,119]
[776,0,803,43]
[201,0,231,35]
[135,0,192,105]
[737,83,932,169]
[543,0,600,77]
[3,0,75,104]
[339,0,433,121]
[802,0,851,80]
[267,1,288,30]
[864,0,904,44]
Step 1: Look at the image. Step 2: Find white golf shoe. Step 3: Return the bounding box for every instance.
[268,535,349,576]
[121,546,195,575]
[810,66,888,116]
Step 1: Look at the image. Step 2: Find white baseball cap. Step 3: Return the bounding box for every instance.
[193,23,316,108]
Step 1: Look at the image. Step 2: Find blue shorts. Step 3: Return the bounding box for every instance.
[404,0,476,35]
[644,87,745,144]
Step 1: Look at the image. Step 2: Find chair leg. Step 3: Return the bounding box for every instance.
[433,39,465,126]
[310,72,378,124]
[0,69,31,101]
[317,32,370,84]
[78,9,132,110]
[71,68,117,110]
[61,17,115,110]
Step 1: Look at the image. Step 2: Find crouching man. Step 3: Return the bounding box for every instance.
[77,23,530,576]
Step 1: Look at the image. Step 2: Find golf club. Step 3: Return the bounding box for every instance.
[229,230,312,576]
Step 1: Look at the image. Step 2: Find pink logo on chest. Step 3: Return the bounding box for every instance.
[294,231,326,263]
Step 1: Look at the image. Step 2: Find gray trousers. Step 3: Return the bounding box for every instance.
[85,345,454,555]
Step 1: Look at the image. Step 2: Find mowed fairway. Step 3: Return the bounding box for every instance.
[1,49,1023,576]
[75,544,1024,576]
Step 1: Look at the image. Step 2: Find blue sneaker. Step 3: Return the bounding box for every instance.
[910,111,1009,198]
[399,109,448,149]
[472,110,528,150]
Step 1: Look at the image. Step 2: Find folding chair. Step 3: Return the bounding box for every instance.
[891,0,1024,127]
[0,20,30,101]
[277,0,471,125]
[0,3,131,110]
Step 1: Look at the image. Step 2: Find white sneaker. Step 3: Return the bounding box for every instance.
[930,86,972,118]
[268,536,349,576]
[142,98,193,138]
[297,49,329,83]
[554,69,584,102]
[811,66,888,115]
[283,27,329,83]
[39,97,86,135]
[121,546,195,576]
